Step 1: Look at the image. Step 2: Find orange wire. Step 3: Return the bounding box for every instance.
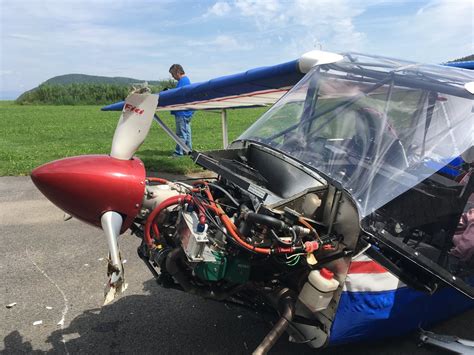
[298,217,320,240]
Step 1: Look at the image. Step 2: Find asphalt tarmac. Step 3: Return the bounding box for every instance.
[1,176,473,354]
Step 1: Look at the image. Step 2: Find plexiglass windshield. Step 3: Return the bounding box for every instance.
[239,53,474,217]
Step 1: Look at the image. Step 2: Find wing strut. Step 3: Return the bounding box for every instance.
[221,109,228,148]
[153,114,192,155]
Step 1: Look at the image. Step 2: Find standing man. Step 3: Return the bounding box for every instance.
[169,64,194,156]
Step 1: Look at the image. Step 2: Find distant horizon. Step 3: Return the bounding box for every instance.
[2,0,472,100]
[1,73,172,100]
[3,51,472,101]
[1,93,20,100]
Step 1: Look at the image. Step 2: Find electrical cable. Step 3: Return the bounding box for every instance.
[189,190,234,244]
[298,217,321,242]
[270,230,293,246]
[286,256,300,266]
[207,182,240,207]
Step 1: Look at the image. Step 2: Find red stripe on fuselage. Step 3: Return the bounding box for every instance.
[348,261,388,274]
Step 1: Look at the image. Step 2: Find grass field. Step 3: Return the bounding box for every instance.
[0,101,267,175]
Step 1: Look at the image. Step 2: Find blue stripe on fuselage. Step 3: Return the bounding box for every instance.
[329,286,474,345]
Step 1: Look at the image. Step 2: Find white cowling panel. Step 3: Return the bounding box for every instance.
[298,50,344,73]
[110,93,159,160]
[465,82,474,94]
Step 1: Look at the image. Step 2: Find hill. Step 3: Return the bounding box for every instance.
[16,74,175,105]
[450,54,474,62]
[44,73,167,86]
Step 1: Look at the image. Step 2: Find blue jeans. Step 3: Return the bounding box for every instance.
[174,115,192,155]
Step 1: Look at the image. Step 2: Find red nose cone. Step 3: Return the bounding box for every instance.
[31,155,145,232]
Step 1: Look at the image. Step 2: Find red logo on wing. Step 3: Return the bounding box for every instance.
[123,103,144,115]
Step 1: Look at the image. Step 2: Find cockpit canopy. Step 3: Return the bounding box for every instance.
[239,53,474,217]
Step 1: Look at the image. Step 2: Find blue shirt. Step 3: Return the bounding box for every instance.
[170,76,194,118]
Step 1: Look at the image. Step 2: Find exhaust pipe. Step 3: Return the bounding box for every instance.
[253,288,295,355]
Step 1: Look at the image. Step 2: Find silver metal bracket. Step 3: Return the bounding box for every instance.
[419,329,474,354]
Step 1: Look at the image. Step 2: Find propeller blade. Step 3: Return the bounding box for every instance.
[101,211,128,304]
[110,93,158,160]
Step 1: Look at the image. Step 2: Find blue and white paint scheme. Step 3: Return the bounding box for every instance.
[102,50,474,347]
[101,50,343,112]
[102,53,473,113]
[330,253,473,345]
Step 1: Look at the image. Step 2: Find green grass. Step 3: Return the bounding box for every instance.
[0,101,267,175]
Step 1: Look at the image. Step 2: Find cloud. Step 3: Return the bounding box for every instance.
[0,70,14,76]
[8,34,41,41]
[231,0,369,54]
[362,0,473,63]
[1,0,472,98]
[215,34,253,50]
[1,0,183,92]
[206,2,232,16]
[218,0,472,62]
[235,0,284,26]
[187,34,252,51]
[406,0,472,61]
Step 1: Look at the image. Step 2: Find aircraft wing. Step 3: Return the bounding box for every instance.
[102,56,474,113]
[157,59,301,111]
[444,61,474,70]
[101,50,343,112]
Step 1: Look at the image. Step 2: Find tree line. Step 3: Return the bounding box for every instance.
[451,54,474,62]
[16,80,175,105]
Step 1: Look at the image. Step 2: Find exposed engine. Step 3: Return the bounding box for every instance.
[138,177,332,290]
[131,149,360,352]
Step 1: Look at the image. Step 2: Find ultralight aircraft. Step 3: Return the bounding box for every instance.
[32,50,474,353]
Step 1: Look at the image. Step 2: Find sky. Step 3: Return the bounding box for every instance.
[0,0,473,99]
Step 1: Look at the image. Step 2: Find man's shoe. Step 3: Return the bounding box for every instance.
[171,153,183,158]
